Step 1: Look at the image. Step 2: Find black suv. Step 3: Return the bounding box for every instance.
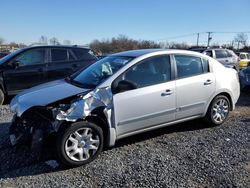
[0,45,97,104]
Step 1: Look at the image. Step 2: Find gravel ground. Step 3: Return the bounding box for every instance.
[0,93,249,188]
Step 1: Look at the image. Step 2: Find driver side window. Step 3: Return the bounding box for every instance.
[123,55,171,88]
[14,48,45,66]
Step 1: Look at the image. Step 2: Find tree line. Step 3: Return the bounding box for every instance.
[89,35,161,55]
[0,33,249,54]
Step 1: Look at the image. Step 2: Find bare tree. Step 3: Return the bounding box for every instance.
[63,40,71,45]
[50,37,60,45]
[0,37,5,45]
[234,33,248,49]
[165,42,189,49]
[39,35,48,44]
[9,42,19,48]
[18,43,27,48]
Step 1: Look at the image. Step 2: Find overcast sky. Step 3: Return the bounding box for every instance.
[1,0,250,45]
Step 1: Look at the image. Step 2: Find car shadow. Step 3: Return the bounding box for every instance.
[113,119,212,149]
[0,118,213,179]
[0,92,249,179]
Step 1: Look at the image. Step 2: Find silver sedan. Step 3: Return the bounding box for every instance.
[9,49,240,167]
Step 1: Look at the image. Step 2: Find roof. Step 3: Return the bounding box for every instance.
[25,45,90,50]
[111,48,210,58]
[111,49,166,57]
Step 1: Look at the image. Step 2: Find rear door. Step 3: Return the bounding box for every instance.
[47,48,76,82]
[3,48,47,94]
[113,55,176,137]
[174,55,216,119]
[71,48,96,70]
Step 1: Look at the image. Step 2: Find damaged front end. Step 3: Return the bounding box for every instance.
[9,87,115,149]
[9,105,65,148]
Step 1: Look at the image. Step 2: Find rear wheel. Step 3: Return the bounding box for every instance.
[56,121,103,167]
[0,89,4,105]
[205,95,230,126]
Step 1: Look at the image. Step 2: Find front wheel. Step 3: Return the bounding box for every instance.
[56,121,103,167]
[205,95,230,126]
[0,89,4,105]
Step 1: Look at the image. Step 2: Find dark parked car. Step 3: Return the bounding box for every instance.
[0,45,97,104]
[0,51,10,59]
[239,66,250,91]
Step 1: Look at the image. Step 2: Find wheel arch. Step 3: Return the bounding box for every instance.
[84,107,116,147]
[204,91,233,117]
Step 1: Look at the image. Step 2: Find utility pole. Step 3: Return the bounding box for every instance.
[237,41,240,50]
[207,32,212,47]
[196,33,199,46]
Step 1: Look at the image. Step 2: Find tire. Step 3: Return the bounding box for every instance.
[56,121,103,167]
[0,89,4,105]
[204,95,230,126]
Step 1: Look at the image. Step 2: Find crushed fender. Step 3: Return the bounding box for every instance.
[56,87,114,127]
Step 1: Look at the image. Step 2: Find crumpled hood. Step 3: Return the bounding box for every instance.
[10,79,91,117]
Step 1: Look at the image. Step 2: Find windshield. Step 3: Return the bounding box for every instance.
[70,56,134,88]
[0,48,24,64]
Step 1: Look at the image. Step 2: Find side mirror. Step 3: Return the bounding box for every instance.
[113,80,137,93]
[11,60,20,68]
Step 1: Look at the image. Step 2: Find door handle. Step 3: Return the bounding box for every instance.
[204,79,213,85]
[225,60,229,63]
[161,89,173,96]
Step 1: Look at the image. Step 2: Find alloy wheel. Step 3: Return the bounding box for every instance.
[65,128,100,162]
[212,98,229,124]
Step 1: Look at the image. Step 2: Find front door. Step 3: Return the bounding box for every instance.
[113,55,176,137]
[3,48,47,95]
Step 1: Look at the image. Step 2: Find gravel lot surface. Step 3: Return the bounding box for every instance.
[0,93,249,188]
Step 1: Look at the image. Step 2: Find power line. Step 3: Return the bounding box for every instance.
[155,31,250,42]
[210,31,250,34]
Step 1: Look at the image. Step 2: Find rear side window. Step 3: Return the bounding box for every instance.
[175,55,203,78]
[72,48,95,60]
[226,50,233,57]
[51,49,68,62]
[204,50,212,57]
[124,55,171,88]
[215,50,227,58]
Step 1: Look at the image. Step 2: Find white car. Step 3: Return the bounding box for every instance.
[9,49,240,166]
[190,48,240,71]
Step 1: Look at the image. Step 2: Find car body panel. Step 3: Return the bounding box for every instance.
[10,79,90,116]
[114,80,176,136]
[175,73,216,119]
[9,49,240,148]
